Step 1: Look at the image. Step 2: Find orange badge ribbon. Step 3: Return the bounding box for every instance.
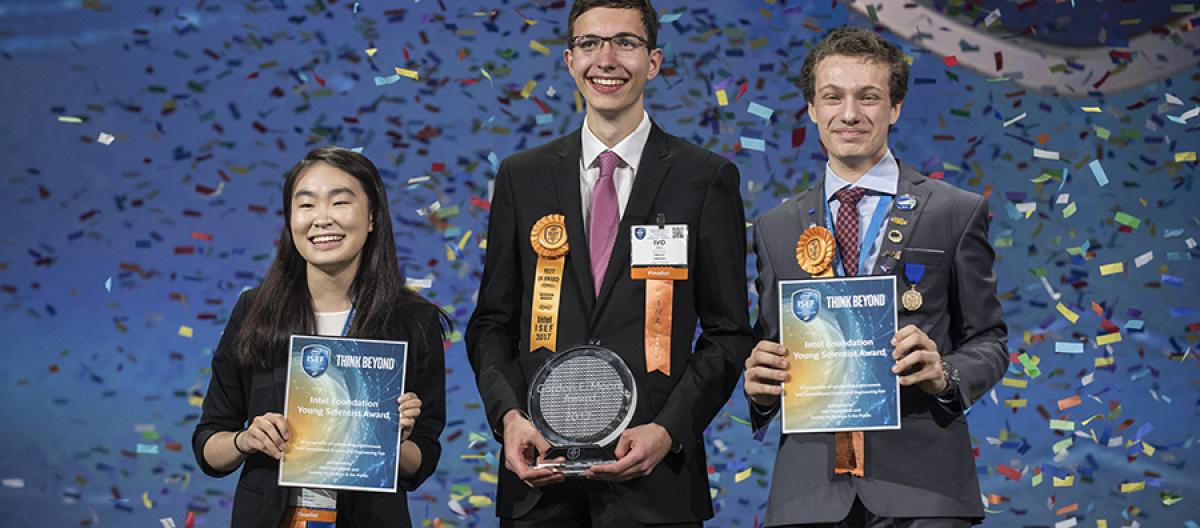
[638,267,686,376]
[529,214,568,352]
[628,264,686,374]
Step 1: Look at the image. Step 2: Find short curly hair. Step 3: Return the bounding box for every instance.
[800,26,908,105]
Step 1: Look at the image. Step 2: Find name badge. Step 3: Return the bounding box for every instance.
[629,223,686,376]
[630,224,688,280]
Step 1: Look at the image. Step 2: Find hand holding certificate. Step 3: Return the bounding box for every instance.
[279,335,408,493]
[778,276,899,434]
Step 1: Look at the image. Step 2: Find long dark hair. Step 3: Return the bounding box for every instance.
[236,146,447,368]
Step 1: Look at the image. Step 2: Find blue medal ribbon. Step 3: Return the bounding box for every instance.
[904,262,926,287]
[825,191,894,276]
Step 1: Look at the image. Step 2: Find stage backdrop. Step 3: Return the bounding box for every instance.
[2,1,1198,526]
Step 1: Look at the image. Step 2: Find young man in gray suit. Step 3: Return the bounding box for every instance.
[743,27,1008,527]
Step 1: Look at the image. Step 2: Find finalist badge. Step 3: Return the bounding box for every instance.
[630,222,688,376]
[902,261,925,311]
[530,214,569,352]
[796,225,836,278]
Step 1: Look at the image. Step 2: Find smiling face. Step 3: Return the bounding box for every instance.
[289,163,373,278]
[808,54,903,179]
[564,7,662,125]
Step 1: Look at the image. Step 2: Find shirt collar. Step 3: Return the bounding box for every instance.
[824,148,899,202]
[581,110,651,172]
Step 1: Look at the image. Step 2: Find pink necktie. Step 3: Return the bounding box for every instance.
[589,150,622,296]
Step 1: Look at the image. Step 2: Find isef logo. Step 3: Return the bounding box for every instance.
[301,344,331,378]
[791,289,821,323]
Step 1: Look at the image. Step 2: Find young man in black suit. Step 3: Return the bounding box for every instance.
[466,0,754,525]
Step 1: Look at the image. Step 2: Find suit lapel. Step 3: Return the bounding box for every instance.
[550,130,595,314]
[591,123,670,322]
[788,182,828,280]
[870,161,931,276]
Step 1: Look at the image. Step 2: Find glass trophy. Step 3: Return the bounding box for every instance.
[528,344,637,476]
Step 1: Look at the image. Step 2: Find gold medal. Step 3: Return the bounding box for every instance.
[796,226,835,278]
[901,285,923,311]
[529,215,568,352]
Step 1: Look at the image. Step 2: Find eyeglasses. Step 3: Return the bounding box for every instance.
[569,33,651,54]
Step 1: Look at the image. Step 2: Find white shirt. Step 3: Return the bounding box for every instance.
[287,308,351,510]
[579,110,651,225]
[315,309,351,336]
[824,149,899,275]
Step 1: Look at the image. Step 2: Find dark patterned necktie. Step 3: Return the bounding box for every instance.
[833,186,868,277]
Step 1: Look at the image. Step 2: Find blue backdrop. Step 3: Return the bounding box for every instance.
[2,1,1198,526]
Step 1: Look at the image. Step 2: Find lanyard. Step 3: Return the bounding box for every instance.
[825,192,893,276]
[340,305,355,336]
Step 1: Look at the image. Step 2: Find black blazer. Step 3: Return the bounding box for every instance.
[749,163,1008,525]
[466,123,755,524]
[192,289,446,528]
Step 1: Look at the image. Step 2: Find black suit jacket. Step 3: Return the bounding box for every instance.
[192,289,446,528]
[466,123,754,523]
[749,163,1008,525]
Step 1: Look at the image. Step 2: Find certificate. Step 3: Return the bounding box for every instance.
[778,276,899,434]
[279,335,407,492]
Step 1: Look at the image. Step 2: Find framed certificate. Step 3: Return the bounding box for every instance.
[279,335,408,492]
[778,276,900,434]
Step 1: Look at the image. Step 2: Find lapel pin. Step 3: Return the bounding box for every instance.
[895,194,918,211]
[887,229,904,244]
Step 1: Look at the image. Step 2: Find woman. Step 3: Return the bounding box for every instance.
[192,146,447,527]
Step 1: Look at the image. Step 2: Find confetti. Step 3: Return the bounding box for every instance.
[739,137,766,152]
[1055,342,1083,354]
[1056,303,1080,324]
[1002,112,1027,127]
[1088,160,1109,187]
[747,101,774,121]
[528,40,550,55]
[1033,148,1061,160]
[735,467,753,483]
[1120,481,1146,493]
[393,67,419,80]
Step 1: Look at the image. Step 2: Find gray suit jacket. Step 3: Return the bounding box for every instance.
[749,162,1007,525]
